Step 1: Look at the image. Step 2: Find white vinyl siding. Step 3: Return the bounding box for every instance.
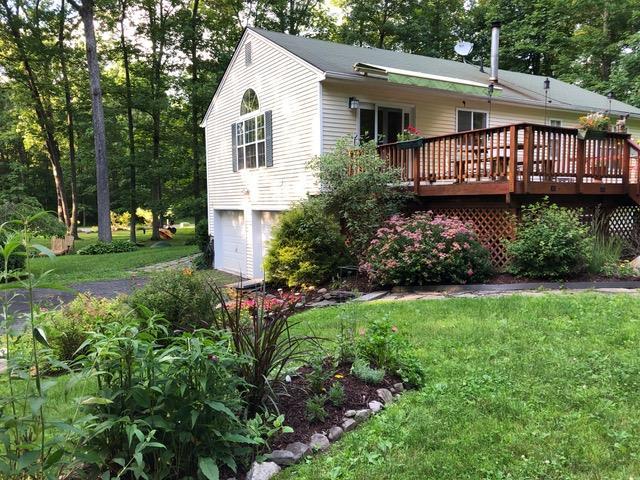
[321,78,640,152]
[205,31,321,213]
[205,30,322,276]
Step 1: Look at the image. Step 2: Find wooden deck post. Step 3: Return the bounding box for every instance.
[522,126,533,193]
[413,146,421,194]
[509,125,517,192]
[576,137,585,191]
[622,138,630,191]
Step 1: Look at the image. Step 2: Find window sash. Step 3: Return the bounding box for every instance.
[236,113,266,170]
[457,110,487,132]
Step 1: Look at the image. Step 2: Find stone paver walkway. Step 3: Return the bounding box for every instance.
[374,280,640,302]
[311,280,640,307]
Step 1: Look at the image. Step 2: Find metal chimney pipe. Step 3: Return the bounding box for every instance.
[490,21,501,83]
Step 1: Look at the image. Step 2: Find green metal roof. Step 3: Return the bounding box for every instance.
[251,28,640,117]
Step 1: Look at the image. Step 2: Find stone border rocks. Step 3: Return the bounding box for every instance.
[245,383,407,480]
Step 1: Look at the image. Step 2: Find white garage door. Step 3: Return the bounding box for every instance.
[216,210,246,276]
[253,211,280,278]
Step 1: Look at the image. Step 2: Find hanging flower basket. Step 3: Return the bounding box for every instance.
[577,128,608,140]
[397,138,424,149]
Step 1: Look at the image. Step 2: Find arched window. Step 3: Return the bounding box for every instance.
[240,89,259,115]
[232,89,272,171]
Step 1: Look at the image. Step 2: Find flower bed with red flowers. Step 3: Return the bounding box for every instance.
[360,211,493,286]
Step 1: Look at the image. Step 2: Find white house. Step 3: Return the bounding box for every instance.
[202,26,640,278]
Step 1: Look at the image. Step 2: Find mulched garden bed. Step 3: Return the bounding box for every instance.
[271,363,401,450]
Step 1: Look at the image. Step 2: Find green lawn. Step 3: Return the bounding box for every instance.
[28,228,200,288]
[281,293,640,479]
[3,293,638,478]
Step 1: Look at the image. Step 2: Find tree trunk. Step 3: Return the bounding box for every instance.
[190,0,202,226]
[59,0,79,238]
[74,0,112,242]
[148,0,165,241]
[1,0,71,228]
[120,0,137,243]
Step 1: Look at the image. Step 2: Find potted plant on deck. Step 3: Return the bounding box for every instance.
[396,125,424,149]
[577,112,611,140]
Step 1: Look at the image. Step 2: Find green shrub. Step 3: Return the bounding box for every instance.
[79,316,258,477]
[305,394,328,423]
[195,218,210,253]
[505,200,593,279]
[0,194,66,238]
[77,239,138,255]
[356,316,426,387]
[362,211,493,286]
[264,199,348,287]
[588,235,624,275]
[0,195,64,273]
[41,295,129,362]
[350,358,385,384]
[328,382,345,407]
[309,138,412,258]
[307,356,332,394]
[128,269,212,331]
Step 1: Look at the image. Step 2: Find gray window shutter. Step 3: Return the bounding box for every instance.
[265,110,273,167]
[231,123,238,172]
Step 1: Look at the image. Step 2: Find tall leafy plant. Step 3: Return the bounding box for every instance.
[308,138,412,258]
[79,314,257,479]
[0,215,80,478]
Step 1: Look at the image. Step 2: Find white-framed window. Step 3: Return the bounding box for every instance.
[233,89,271,171]
[456,109,488,132]
[236,113,266,169]
[356,102,414,144]
[550,119,562,127]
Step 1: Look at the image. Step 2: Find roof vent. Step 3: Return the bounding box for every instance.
[245,42,252,66]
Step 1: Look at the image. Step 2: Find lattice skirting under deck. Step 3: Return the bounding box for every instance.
[429,207,517,268]
[430,205,640,270]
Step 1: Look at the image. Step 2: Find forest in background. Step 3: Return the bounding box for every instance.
[1,0,640,240]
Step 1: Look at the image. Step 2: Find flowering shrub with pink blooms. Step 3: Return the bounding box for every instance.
[361,211,493,285]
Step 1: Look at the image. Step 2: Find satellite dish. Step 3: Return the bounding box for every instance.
[455,41,474,57]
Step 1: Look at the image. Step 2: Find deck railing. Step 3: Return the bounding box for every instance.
[377,123,636,196]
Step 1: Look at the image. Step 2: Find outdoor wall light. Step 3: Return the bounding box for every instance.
[348,97,360,109]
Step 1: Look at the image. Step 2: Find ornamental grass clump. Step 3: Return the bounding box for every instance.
[361,211,493,286]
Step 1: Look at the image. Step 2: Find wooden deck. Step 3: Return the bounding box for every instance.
[378,123,640,204]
